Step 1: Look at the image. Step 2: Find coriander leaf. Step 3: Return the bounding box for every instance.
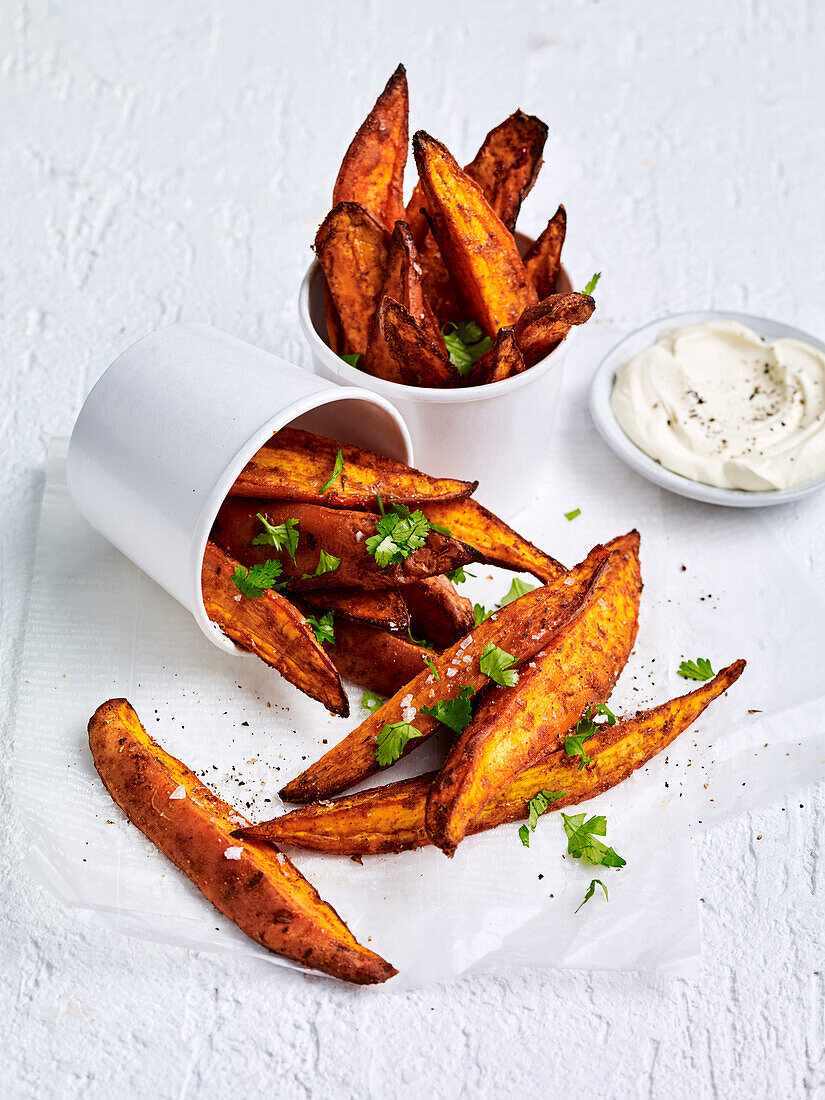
[564,703,616,770]
[365,532,400,568]
[304,610,334,645]
[361,690,385,714]
[339,352,361,368]
[376,494,385,515]
[375,720,424,767]
[518,788,565,846]
[251,514,300,560]
[319,449,344,494]
[429,521,451,536]
[447,567,474,584]
[231,559,284,599]
[365,505,433,567]
[302,548,341,580]
[575,878,609,913]
[564,508,582,521]
[473,603,490,626]
[678,657,714,682]
[561,812,626,868]
[407,627,434,649]
[422,656,440,680]
[441,320,493,377]
[420,686,474,735]
[518,825,531,848]
[480,643,519,687]
[499,577,538,608]
[584,272,601,296]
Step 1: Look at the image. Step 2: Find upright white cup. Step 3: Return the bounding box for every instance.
[67,323,412,655]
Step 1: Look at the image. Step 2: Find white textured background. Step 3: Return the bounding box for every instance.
[3,2,825,1096]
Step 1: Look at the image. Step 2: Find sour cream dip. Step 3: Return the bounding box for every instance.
[610,320,825,491]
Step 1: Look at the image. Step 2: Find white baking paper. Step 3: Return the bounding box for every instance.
[13,328,825,989]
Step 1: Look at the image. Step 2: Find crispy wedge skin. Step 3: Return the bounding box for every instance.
[413,131,538,339]
[523,205,567,300]
[463,110,547,232]
[323,283,345,355]
[322,617,435,697]
[401,575,474,648]
[426,532,642,855]
[279,546,610,802]
[315,202,389,355]
[201,541,348,717]
[89,699,395,983]
[230,427,475,508]
[333,64,408,234]
[514,291,595,367]
[241,663,745,855]
[465,326,525,387]
[212,499,480,591]
[300,586,410,633]
[421,498,564,583]
[380,297,460,388]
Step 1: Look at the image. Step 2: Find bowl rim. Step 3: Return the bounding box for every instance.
[589,308,825,508]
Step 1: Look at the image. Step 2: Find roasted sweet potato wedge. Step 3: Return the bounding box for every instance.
[514,291,595,366]
[314,202,389,355]
[333,64,408,234]
[300,586,410,633]
[89,699,395,984]
[240,663,745,855]
[413,131,538,338]
[379,297,460,388]
[201,541,348,717]
[420,498,564,583]
[463,110,547,232]
[230,428,476,508]
[465,326,525,387]
[212,499,480,591]
[523,204,567,299]
[425,531,642,855]
[323,283,345,355]
[401,575,474,648]
[279,546,610,802]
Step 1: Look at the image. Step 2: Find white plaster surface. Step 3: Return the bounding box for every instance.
[2,1,825,1096]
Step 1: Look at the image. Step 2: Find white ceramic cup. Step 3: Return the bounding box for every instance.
[67,323,412,654]
[298,260,577,519]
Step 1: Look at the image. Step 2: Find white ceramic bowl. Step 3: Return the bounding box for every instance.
[299,260,577,519]
[589,310,825,508]
[67,323,412,654]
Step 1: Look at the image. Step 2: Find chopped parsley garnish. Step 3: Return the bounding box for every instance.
[517,789,565,847]
[678,657,714,681]
[575,878,609,913]
[251,514,300,560]
[479,643,519,687]
[561,812,626,868]
[564,508,581,521]
[441,320,493,377]
[447,567,473,584]
[429,521,452,536]
[319,449,344,493]
[420,686,474,734]
[564,703,616,770]
[499,577,538,607]
[339,353,361,368]
[583,272,601,296]
[473,603,490,626]
[406,627,434,649]
[375,720,424,767]
[365,504,432,567]
[302,548,341,579]
[422,656,440,680]
[231,559,284,599]
[304,610,334,645]
[361,690,384,714]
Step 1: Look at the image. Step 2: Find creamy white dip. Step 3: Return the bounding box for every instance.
[610,321,825,491]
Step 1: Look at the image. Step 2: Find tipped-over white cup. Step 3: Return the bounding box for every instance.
[67,323,412,655]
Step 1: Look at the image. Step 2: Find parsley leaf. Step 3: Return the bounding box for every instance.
[420,686,474,734]
[339,353,361,368]
[251,514,300,560]
[302,548,341,580]
[447,567,473,584]
[564,508,581,521]
[406,627,434,649]
[518,789,565,847]
[304,610,334,645]
[564,703,616,770]
[422,656,440,680]
[361,690,384,714]
[499,577,538,608]
[375,721,424,767]
[583,272,601,296]
[319,449,344,494]
[473,603,490,626]
[441,320,493,377]
[480,643,519,687]
[561,812,626,868]
[231,559,284,598]
[429,522,451,536]
[678,657,714,681]
[575,878,609,913]
[365,504,432,567]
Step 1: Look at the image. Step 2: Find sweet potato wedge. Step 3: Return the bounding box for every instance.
[425,531,642,855]
[239,662,745,855]
[514,291,595,367]
[333,64,408,234]
[315,202,389,355]
[230,427,475,508]
[300,586,410,633]
[420,498,564,583]
[401,575,474,649]
[212,499,481,591]
[201,541,348,717]
[89,699,395,984]
[323,283,345,355]
[463,110,547,232]
[313,611,437,698]
[379,297,460,388]
[413,131,538,338]
[523,204,567,300]
[465,326,525,387]
[279,545,610,802]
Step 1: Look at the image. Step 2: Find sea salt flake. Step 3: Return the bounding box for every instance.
[169,785,186,800]
[224,846,243,860]
[564,578,575,586]
[355,531,364,542]
[459,635,473,650]
[234,594,242,602]
[447,668,457,677]
[402,706,416,723]
[400,694,413,708]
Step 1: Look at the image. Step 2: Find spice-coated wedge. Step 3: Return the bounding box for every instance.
[89,699,395,984]
[212,499,480,591]
[523,204,567,300]
[420,498,565,583]
[465,326,525,387]
[314,202,389,355]
[279,546,610,803]
[514,291,595,367]
[425,531,642,855]
[300,586,410,633]
[238,662,745,855]
[201,540,348,717]
[401,575,475,649]
[379,297,460,388]
[323,284,345,355]
[412,131,538,338]
[332,64,408,234]
[229,427,476,509]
